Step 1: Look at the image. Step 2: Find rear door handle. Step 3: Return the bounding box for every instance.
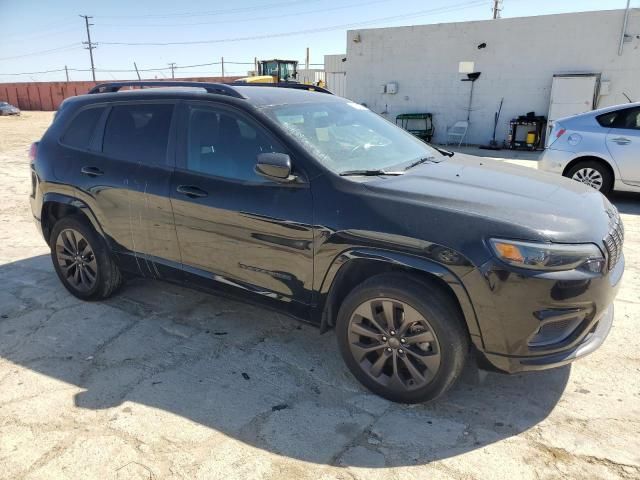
[177,185,208,198]
[611,137,631,145]
[80,166,104,177]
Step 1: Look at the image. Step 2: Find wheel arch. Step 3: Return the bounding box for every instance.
[562,155,616,181]
[316,248,481,341]
[41,193,106,246]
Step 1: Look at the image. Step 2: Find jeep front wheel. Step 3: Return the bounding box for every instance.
[336,274,468,403]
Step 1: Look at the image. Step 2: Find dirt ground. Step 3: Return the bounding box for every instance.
[0,112,639,479]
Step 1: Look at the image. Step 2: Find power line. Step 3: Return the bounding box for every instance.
[97,0,323,19]
[96,0,389,28]
[0,43,81,61]
[0,68,68,76]
[0,16,77,42]
[99,1,490,46]
[1,26,80,46]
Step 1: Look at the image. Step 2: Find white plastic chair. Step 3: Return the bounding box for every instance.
[447,121,469,146]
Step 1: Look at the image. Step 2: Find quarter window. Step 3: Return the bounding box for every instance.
[596,111,617,128]
[102,103,174,165]
[61,107,105,150]
[185,106,285,181]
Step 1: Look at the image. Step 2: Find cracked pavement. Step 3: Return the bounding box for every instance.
[1,112,639,479]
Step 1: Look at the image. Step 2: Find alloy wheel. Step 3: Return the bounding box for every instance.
[55,228,98,292]
[347,298,441,391]
[571,167,603,190]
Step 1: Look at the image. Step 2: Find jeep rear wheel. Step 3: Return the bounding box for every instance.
[336,274,468,403]
[50,216,122,300]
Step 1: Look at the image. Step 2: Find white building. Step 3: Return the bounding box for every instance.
[345,8,640,145]
[324,54,347,97]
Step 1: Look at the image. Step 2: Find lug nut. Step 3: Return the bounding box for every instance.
[386,347,392,353]
[400,338,406,344]
[390,330,396,336]
[382,336,387,342]
[398,349,404,355]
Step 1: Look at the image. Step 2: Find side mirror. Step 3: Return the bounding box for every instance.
[255,152,294,181]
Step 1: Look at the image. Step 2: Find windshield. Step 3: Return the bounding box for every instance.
[262,101,442,174]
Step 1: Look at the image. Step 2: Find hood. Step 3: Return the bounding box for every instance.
[363,153,614,243]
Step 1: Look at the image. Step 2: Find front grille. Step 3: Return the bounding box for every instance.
[604,209,624,271]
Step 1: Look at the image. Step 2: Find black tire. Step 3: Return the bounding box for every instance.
[564,160,613,195]
[336,273,469,403]
[49,215,122,301]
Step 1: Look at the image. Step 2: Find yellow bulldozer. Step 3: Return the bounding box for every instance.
[238,59,326,88]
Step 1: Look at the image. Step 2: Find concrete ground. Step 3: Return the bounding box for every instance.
[1,112,639,480]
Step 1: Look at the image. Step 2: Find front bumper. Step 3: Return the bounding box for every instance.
[479,303,614,373]
[467,249,623,374]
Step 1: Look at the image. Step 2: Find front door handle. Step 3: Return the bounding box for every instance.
[80,166,104,177]
[177,185,208,198]
[611,137,631,145]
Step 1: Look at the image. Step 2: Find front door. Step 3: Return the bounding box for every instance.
[606,106,640,187]
[171,101,314,307]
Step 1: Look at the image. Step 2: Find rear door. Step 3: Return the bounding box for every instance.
[605,106,640,186]
[171,101,314,307]
[93,101,181,278]
[61,105,134,255]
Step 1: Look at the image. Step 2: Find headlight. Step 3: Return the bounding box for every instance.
[489,239,605,273]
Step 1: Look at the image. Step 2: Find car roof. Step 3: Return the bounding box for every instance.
[557,101,640,124]
[63,83,344,109]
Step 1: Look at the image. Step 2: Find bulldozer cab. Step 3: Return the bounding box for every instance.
[258,59,298,82]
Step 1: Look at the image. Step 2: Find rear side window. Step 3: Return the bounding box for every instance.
[102,103,174,165]
[613,107,640,130]
[61,107,105,149]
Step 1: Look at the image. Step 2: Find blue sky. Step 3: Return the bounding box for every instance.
[0,0,634,82]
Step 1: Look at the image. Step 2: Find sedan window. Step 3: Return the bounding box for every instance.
[602,107,640,130]
[617,108,640,130]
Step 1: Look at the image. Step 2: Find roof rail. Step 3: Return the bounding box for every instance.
[232,82,333,95]
[88,81,246,99]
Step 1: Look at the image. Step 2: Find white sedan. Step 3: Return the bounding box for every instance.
[540,102,640,194]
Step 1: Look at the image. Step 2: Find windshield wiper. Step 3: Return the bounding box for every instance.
[404,156,443,171]
[339,169,404,177]
[433,146,454,157]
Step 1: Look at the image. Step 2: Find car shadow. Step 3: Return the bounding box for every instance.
[610,192,640,215]
[0,254,569,467]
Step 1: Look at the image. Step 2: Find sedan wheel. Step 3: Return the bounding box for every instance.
[571,167,603,190]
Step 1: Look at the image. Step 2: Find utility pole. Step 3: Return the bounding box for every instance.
[80,15,96,82]
[305,47,310,70]
[492,0,502,19]
[168,62,176,79]
[64,65,69,82]
[133,62,141,80]
[619,0,631,55]
[221,57,225,78]
[254,57,258,75]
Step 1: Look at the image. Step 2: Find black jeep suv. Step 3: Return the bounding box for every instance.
[29,81,624,403]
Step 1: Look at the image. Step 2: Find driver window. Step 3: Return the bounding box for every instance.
[186,106,285,181]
